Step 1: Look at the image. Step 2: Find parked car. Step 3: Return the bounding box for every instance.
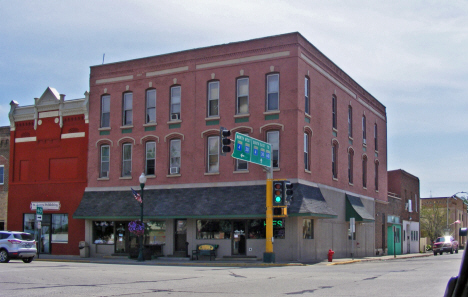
[444,228,468,297]
[433,236,459,255]
[0,231,37,263]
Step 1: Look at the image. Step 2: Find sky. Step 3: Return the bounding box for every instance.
[1,0,467,199]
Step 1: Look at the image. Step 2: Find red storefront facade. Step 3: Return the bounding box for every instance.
[7,87,89,255]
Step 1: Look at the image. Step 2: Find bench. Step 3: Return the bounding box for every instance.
[191,244,219,261]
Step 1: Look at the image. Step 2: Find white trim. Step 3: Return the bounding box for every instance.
[15,137,37,143]
[61,132,85,139]
[39,111,59,118]
[146,66,189,77]
[196,51,290,69]
[96,75,133,84]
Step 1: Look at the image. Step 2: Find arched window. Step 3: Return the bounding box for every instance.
[169,139,181,174]
[207,135,219,173]
[100,144,110,178]
[122,143,132,177]
[145,141,156,175]
[304,132,310,171]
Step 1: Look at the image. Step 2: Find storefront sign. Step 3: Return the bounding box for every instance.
[30,202,61,211]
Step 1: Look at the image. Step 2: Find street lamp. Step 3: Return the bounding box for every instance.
[137,173,147,262]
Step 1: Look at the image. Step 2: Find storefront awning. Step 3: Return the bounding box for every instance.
[345,194,374,222]
[73,184,337,220]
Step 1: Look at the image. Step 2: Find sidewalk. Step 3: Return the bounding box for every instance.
[33,252,432,267]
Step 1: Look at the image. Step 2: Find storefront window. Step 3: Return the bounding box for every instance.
[145,221,166,245]
[93,221,115,244]
[302,219,314,239]
[196,220,231,239]
[51,214,68,243]
[248,219,285,239]
[24,214,35,236]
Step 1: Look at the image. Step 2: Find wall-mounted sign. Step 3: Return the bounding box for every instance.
[30,202,61,211]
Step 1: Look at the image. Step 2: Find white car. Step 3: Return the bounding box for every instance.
[0,231,37,263]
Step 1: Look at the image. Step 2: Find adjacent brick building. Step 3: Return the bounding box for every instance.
[0,126,10,230]
[74,32,387,261]
[7,87,89,255]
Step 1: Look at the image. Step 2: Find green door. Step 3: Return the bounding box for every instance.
[387,225,402,255]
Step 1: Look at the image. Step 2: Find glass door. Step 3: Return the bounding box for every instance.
[40,214,51,254]
[174,220,187,254]
[232,221,246,255]
[115,222,128,253]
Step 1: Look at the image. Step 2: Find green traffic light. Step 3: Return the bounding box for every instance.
[275,196,281,203]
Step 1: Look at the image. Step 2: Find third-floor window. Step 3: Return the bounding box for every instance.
[122,92,133,126]
[305,77,310,114]
[208,81,219,117]
[146,89,156,124]
[266,74,279,111]
[170,86,181,121]
[101,95,110,128]
[237,78,249,114]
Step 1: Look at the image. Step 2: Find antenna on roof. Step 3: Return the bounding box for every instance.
[102,53,105,64]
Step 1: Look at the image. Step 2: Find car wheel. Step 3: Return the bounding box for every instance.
[22,257,34,263]
[450,248,454,254]
[434,252,437,256]
[0,249,10,263]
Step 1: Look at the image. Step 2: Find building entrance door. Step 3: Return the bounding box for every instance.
[115,222,128,254]
[387,225,401,255]
[174,219,187,256]
[232,221,246,256]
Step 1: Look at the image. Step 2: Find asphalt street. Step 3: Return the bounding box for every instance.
[0,252,462,296]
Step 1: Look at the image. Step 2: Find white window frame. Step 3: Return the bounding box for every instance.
[146,89,156,124]
[374,123,378,150]
[332,95,337,129]
[266,74,279,111]
[170,139,181,173]
[304,133,309,171]
[348,106,353,137]
[305,77,310,115]
[170,86,181,120]
[332,143,337,179]
[145,142,156,176]
[362,115,367,144]
[208,81,219,117]
[236,78,249,114]
[100,145,110,178]
[267,131,279,168]
[123,92,133,126]
[207,136,219,173]
[122,143,132,177]
[101,95,110,128]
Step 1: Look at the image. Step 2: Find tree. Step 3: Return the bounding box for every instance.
[420,201,447,243]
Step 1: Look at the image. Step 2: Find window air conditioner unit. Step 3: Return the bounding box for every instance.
[171,113,180,120]
[170,167,179,174]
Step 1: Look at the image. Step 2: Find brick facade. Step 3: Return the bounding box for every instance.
[0,126,10,230]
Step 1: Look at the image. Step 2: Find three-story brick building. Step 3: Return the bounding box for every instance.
[74,32,387,261]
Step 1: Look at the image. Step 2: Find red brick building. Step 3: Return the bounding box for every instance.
[8,87,89,255]
[75,32,387,261]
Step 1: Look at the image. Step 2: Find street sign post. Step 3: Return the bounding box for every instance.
[232,133,272,167]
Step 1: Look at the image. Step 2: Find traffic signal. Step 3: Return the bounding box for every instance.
[273,181,284,206]
[284,181,293,205]
[219,127,231,156]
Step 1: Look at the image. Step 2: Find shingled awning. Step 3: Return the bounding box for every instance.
[73,183,337,220]
[345,194,374,222]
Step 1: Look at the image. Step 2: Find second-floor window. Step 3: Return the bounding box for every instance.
[100,145,110,178]
[101,95,110,128]
[208,81,219,117]
[170,139,181,174]
[122,143,132,177]
[348,150,354,184]
[170,86,181,120]
[332,142,338,179]
[146,89,156,123]
[266,74,279,111]
[207,136,219,173]
[145,142,156,175]
[237,78,249,114]
[267,131,279,168]
[304,133,309,171]
[122,92,133,126]
[305,77,310,114]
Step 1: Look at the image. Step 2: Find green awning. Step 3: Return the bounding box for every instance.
[345,194,374,222]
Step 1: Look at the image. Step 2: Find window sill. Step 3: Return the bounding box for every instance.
[375,190,379,193]
[349,182,354,186]
[119,176,132,180]
[304,169,311,174]
[166,174,181,178]
[97,177,109,181]
[233,170,249,174]
[349,136,354,141]
[263,110,280,115]
[362,142,367,147]
[98,127,111,131]
[332,177,338,181]
[51,241,68,244]
[167,119,182,124]
[145,175,156,179]
[120,125,134,129]
[204,172,219,176]
[263,167,280,172]
[363,187,367,190]
[234,113,250,118]
[143,123,157,127]
[205,116,220,121]
[333,128,338,133]
[305,113,311,119]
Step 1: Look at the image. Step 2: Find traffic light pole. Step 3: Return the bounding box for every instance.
[264,166,275,263]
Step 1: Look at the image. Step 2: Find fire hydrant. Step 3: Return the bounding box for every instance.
[328,249,335,262]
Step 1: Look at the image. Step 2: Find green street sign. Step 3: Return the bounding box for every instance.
[232,133,272,167]
[36,206,43,215]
